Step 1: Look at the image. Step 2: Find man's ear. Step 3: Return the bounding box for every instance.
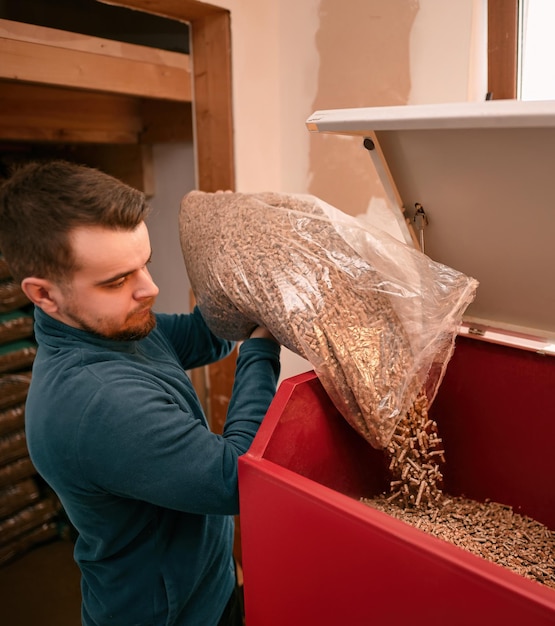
[20,277,61,314]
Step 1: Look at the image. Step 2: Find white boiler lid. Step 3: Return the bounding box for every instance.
[307,100,555,344]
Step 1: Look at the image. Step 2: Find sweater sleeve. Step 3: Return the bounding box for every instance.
[155,307,236,370]
[77,337,280,516]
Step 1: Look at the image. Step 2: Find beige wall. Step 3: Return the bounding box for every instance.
[211,0,487,378]
[216,0,486,192]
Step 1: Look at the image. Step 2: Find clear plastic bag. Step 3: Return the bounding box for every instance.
[179,191,478,449]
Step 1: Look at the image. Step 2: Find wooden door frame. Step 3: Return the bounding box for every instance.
[99,1,241,563]
[100,0,235,193]
[100,0,237,434]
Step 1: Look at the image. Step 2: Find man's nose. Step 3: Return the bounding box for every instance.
[135,267,160,300]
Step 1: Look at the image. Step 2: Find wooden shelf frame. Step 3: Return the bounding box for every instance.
[99,0,236,192]
[0,0,236,457]
[0,0,236,192]
[98,0,237,435]
[0,19,192,101]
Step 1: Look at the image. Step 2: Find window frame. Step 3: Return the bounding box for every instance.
[487,0,519,99]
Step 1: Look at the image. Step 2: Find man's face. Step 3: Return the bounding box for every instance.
[53,222,160,341]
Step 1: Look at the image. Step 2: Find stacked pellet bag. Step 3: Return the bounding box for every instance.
[179,191,478,450]
[0,254,61,565]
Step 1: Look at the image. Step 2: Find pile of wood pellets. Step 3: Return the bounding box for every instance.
[361,394,555,589]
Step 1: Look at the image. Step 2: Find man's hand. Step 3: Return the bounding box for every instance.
[249,326,278,342]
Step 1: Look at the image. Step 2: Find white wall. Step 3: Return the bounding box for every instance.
[409,0,487,104]
[147,143,195,314]
[219,0,486,193]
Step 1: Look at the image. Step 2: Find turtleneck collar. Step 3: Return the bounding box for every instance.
[32,305,147,353]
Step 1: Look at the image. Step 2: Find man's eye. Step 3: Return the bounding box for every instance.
[107,278,127,289]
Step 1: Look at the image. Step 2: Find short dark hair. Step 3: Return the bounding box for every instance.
[0,160,150,283]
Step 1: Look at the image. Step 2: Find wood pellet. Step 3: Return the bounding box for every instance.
[363,494,555,590]
[362,395,555,590]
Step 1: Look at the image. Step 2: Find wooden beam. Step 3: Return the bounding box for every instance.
[98,1,235,191]
[187,7,235,436]
[0,19,190,69]
[0,82,143,144]
[0,19,191,101]
[140,100,194,143]
[96,0,240,566]
[190,10,235,192]
[488,0,518,100]
[100,0,237,435]
[98,0,224,21]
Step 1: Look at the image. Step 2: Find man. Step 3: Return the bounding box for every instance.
[0,160,281,625]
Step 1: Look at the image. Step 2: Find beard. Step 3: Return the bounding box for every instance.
[61,303,157,342]
[98,310,157,341]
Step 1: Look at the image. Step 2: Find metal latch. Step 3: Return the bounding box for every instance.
[413,203,428,253]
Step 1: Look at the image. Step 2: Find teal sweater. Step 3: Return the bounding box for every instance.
[26,306,280,626]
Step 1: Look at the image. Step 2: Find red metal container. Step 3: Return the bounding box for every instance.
[239,101,555,625]
[240,346,555,625]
